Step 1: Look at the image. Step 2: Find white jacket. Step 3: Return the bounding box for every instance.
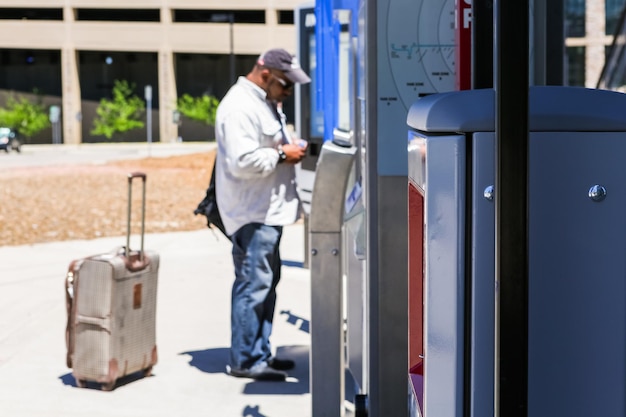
[215,77,301,236]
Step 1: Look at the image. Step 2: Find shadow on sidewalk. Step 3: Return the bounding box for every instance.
[179,346,230,374]
[282,259,305,268]
[242,405,269,416]
[180,345,310,395]
[59,370,153,391]
[279,310,310,334]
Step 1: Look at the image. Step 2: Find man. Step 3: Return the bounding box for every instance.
[215,48,310,381]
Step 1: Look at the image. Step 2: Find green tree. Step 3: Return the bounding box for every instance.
[176,94,219,126]
[0,93,50,139]
[91,80,145,139]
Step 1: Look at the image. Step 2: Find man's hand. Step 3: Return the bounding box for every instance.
[281,140,308,163]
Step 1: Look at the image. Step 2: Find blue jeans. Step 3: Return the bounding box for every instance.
[229,223,283,370]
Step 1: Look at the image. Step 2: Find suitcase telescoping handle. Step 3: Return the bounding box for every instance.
[127,172,146,262]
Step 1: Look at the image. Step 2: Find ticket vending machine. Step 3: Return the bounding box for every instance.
[309,138,357,417]
[301,4,371,414]
[407,86,626,417]
[295,3,325,213]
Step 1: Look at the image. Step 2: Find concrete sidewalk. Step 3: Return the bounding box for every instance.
[0,142,216,171]
[0,224,313,417]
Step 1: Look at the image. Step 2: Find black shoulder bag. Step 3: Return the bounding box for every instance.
[194,161,228,237]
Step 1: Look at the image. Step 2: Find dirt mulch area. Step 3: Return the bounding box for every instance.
[0,150,216,247]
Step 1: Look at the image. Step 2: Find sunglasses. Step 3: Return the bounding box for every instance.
[270,73,294,90]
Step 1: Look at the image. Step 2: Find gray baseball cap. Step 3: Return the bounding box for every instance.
[257,48,311,84]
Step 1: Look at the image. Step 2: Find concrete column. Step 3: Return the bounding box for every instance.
[159,7,178,143]
[158,50,178,143]
[62,6,82,145]
[585,0,606,87]
[266,8,279,45]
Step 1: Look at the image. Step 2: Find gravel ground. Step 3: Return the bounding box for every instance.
[0,150,216,247]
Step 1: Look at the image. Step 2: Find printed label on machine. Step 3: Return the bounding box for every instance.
[345,178,363,215]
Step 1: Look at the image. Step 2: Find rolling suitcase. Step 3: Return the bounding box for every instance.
[65,172,159,391]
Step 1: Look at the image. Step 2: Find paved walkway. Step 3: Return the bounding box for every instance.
[0,226,313,417]
[0,143,321,417]
[0,142,216,170]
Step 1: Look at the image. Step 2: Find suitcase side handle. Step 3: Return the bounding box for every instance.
[126,172,147,263]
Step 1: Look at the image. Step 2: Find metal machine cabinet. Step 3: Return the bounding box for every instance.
[407,86,626,417]
[309,138,357,417]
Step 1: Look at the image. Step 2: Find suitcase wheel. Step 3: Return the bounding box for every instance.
[101,381,116,392]
[143,366,153,377]
[76,379,87,389]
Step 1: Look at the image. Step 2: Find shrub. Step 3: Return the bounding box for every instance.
[0,93,50,139]
[91,80,145,139]
[176,94,219,126]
